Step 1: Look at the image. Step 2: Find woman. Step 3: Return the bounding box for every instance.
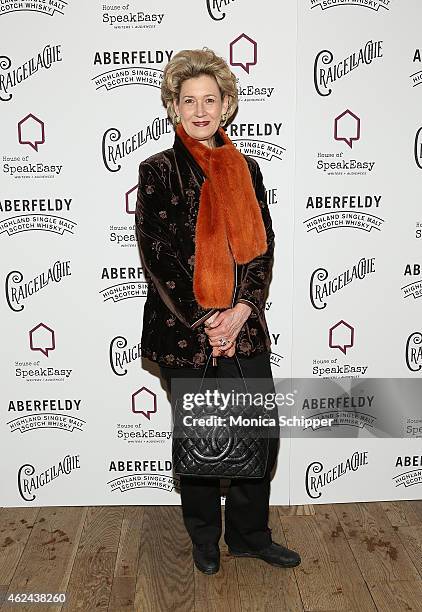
[135,48,300,574]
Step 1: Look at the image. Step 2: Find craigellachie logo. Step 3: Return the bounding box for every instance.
[102,117,171,172]
[101,4,165,29]
[206,0,236,20]
[310,0,391,11]
[401,263,422,300]
[18,454,80,501]
[5,260,71,312]
[314,40,383,96]
[414,127,422,169]
[303,193,384,234]
[107,459,178,492]
[310,257,375,309]
[0,0,68,16]
[406,332,422,372]
[305,451,368,499]
[92,49,172,93]
[0,195,75,238]
[99,266,147,302]
[411,48,422,88]
[393,455,422,488]
[226,122,285,161]
[8,398,84,434]
[0,44,62,101]
[109,335,142,375]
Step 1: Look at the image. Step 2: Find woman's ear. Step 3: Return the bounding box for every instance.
[172,98,179,119]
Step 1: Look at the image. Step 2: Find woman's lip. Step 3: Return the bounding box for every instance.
[193,121,210,126]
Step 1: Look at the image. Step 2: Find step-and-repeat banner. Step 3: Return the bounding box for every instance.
[1,1,421,507]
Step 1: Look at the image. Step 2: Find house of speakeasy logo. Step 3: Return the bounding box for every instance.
[311,320,368,378]
[314,40,383,96]
[12,322,74,383]
[206,0,236,20]
[310,0,391,12]
[315,110,376,176]
[0,44,62,101]
[5,260,71,312]
[226,122,285,162]
[100,4,165,29]
[235,77,275,104]
[2,114,64,180]
[411,48,422,89]
[102,117,171,172]
[17,453,80,501]
[300,388,375,432]
[0,195,75,239]
[303,193,385,234]
[0,0,68,16]
[115,386,172,445]
[7,398,84,436]
[99,266,147,303]
[92,49,172,93]
[406,332,422,372]
[401,263,422,301]
[310,256,375,310]
[109,334,142,375]
[393,455,422,489]
[305,450,368,499]
[107,458,178,493]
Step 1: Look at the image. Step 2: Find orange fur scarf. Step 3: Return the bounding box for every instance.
[176,123,267,309]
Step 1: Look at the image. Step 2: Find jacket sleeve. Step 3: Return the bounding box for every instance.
[235,159,275,317]
[135,161,217,330]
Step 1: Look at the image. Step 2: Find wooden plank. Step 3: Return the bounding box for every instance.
[281,504,376,612]
[393,525,422,579]
[134,506,194,612]
[381,501,422,528]
[108,506,144,612]
[64,506,124,612]
[370,579,422,611]
[1,506,87,612]
[194,513,241,612]
[0,508,39,585]
[334,502,421,586]
[236,507,303,612]
[278,505,316,517]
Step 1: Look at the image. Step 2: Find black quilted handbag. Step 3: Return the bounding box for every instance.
[171,349,270,478]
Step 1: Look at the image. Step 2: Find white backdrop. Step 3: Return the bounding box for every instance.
[1,0,421,507]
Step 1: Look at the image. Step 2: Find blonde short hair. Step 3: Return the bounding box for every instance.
[161,47,238,127]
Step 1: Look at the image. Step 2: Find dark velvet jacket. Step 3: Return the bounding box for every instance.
[135,129,275,369]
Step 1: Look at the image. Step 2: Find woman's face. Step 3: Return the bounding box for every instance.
[173,74,229,148]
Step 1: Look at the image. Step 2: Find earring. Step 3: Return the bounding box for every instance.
[175,115,181,124]
[220,112,227,126]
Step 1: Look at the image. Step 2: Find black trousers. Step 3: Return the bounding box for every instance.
[160,351,280,552]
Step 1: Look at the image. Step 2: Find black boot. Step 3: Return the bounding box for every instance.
[192,543,220,574]
[228,542,301,568]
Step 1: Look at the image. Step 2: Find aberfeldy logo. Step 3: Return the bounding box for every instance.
[92,50,173,92]
[304,194,384,234]
[226,122,285,161]
[0,196,76,238]
[0,0,68,16]
[314,40,383,96]
[99,267,147,303]
[310,0,391,11]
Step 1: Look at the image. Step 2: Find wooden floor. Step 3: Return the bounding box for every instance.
[1,501,422,611]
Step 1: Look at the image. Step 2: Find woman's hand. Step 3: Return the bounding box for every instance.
[204,303,252,358]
